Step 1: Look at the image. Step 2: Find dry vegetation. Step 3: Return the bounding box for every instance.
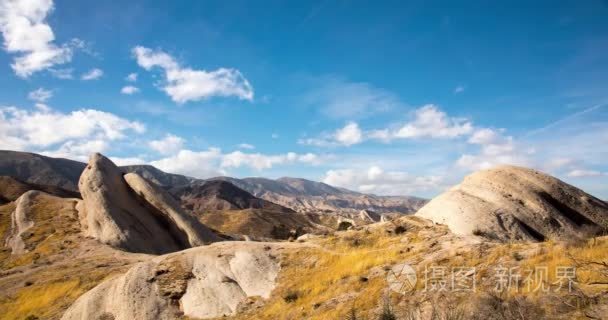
[221,216,608,320]
[0,195,147,320]
[1,195,607,319]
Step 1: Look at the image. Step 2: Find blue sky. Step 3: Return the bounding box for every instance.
[1,0,607,198]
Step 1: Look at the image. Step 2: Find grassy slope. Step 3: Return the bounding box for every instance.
[0,194,147,320]
[223,216,608,320]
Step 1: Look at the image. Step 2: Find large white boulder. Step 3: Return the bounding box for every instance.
[416,165,608,241]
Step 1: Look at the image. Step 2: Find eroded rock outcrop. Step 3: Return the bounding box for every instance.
[5,190,38,254]
[416,165,608,241]
[61,242,287,320]
[77,153,218,254]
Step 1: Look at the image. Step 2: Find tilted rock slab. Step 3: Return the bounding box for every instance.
[5,190,38,254]
[61,242,286,320]
[77,153,218,254]
[416,165,608,241]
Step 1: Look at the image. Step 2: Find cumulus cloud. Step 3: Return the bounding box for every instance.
[132,46,254,104]
[121,85,139,95]
[0,104,145,159]
[150,148,225,178]
[0,0,74,77]
[300,122,363,147]
[237,143,255,150]
[148,134,184,155]
[334,122,362,146]
[27,87,52,102]
[125,72,137,82]
[110,156,146,166]
[81,68,103,80]
[323,165,443,195]
[149,148,323,178]
[302,105,472,147]
[456,128,530,171]
[393,104,473,139]
[221,151,321,170]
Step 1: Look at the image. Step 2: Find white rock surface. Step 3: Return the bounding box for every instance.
[416,165,608,241]
[5,190,37,254]
[124,173,219,247]
[61,242,287,320]
[77,153,218,254]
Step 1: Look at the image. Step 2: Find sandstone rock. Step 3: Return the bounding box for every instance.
[5,190,37,254]
[77,153,218,254]
[416,165,608,241]
[61,242,287,320]
[124,173,219,247]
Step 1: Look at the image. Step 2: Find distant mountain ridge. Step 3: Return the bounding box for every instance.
[0,150,426,214]
[168,180,293,213]
[210,176,427,214]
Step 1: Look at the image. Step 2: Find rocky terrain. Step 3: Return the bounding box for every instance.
[212,176,427,216]
[416,165,608,241]
[0,152,607,320]
[0,150,426,216]
[168,180,293,213]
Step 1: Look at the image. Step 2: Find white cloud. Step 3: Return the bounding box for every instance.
[148,148,323,178]
[0,0,73,77]
[457,128,530,171]
[567,169,606,178]
[125,72,137,82]
[132,46,254,104]
[0,104,145,160]
[81,68,103,80]
[300,122,363,147]
[27,87,52,102]
[237,143,255,150]
[121,85,139,95]
[323,165,443,195]
[148,134,184,155]
[110,156,146,166]
[393,104,473,139]
[42,139,108,161]
[302,105,473,147]
[454,85,466,94]
[334,122,362,146]
[303,76,400,119]
[150,148,225,178]
[221,151,321,170]
[48,67,72,79]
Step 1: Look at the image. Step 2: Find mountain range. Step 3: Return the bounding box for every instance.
[0,150,426,216]
[1,150,607,319]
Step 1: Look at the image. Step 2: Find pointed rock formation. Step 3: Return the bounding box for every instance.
[77,153,218,254]
[61,242,287,320]
[416,165,608,241]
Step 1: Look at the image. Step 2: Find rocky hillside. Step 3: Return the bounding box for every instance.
[0,150,425,215]
[0,176,80,204]
[168,180,293,213]
[416,165,608,241]
[1,160,607,319]
[0,151,86,191]
[212,176,427,215]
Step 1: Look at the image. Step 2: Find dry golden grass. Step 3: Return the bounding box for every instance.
[218,219,608,320]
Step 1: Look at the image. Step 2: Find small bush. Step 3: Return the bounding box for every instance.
[283,290,299,303]
[379,298,396,320]
[394,225,407,235]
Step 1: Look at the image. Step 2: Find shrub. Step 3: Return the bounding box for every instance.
[379,298,396,320]
[283,290,299,303]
